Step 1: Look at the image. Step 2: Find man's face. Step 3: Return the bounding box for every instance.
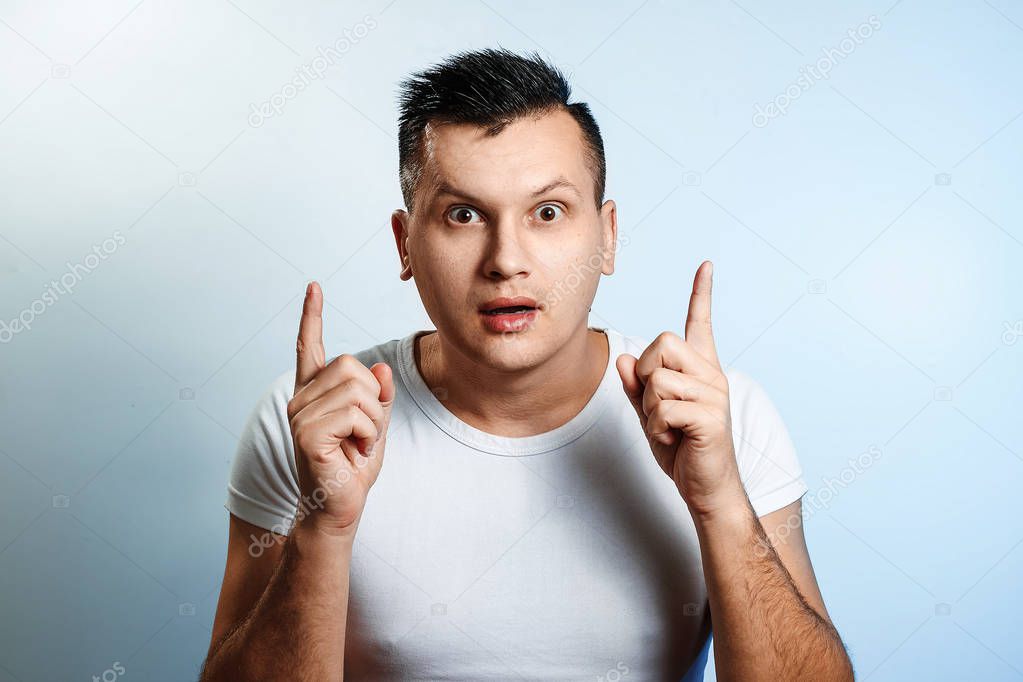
[391,108,618,372]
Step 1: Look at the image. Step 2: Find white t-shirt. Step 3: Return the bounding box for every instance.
[226,326,807,680]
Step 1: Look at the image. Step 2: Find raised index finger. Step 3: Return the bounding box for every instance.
[684,261,720,368]
[295,281,325,393]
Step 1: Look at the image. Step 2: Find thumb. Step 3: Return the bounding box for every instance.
[369,362,396,440]
[615,353,646,424]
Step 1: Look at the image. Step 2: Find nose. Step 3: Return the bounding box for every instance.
[482,218,530,280]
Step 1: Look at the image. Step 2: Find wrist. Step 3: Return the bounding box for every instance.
[293,513,359,549]
[693,498,756,536]
[687,481,754,530]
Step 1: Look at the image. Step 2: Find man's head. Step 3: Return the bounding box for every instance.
[391,48,619,371]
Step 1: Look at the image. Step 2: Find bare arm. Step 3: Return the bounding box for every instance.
[696,498,853,681]
[200,516,355,681]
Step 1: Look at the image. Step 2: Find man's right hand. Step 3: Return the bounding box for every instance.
[286,281,395,538]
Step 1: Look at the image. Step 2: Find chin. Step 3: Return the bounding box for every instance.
[480,332,558,372]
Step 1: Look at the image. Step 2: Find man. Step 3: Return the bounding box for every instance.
[201,48,853,680]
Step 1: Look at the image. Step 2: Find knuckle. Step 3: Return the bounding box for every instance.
[338,353,362,372]
[293,425,313,455]
[641,391,656,417]
[654,330,679,346]
[645,416,665,439]
[309,451,334,467]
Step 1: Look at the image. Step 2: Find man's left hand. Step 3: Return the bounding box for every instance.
[616,261,747,518]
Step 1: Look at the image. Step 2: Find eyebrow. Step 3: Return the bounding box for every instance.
[433,176,583,203]
[529,177,582,199]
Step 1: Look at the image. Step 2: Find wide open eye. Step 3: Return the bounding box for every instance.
[534,204,564,222]
[447,206,483,224]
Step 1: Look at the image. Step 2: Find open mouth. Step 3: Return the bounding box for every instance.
[478,297,541,333]
[482,305,536,316]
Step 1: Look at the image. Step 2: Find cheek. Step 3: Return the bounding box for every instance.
[567,258,600,292]
[414,237,458,277]
[543,252,602,307]
[563,238,607,280]
[414,242,474,303]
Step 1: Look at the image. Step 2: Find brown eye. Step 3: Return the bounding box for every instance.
[447,207,481,224]
[535,204,563,222]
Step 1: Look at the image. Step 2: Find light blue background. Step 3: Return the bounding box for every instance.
[1,1,1021,680]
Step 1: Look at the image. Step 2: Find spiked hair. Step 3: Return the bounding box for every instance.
[397,48,606,212]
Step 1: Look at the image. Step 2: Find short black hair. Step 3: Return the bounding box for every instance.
[397,47,606,213]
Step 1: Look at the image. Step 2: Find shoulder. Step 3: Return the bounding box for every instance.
[724,367,775,418]
[724,368,807,514]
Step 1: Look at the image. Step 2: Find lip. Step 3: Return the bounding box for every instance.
[479,307,539,333]
[478,296,540,313]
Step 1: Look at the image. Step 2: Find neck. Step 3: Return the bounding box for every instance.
[415,324,609,437]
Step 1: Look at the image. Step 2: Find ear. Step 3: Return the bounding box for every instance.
[599,199,618,276]
[391,209,413,281]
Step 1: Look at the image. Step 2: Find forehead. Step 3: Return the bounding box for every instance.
[420,108,593,203]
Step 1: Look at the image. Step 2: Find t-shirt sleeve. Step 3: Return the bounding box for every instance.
[726,369,808,517]
[225,369,302,535]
